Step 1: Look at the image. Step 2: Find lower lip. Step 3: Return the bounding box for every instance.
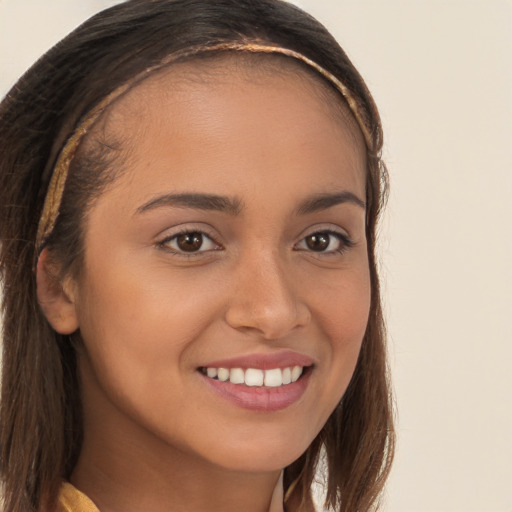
[200,370,311,412]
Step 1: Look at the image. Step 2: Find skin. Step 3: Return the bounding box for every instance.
[39,59,370,512]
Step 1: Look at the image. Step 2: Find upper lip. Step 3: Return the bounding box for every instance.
[199,350,315,370]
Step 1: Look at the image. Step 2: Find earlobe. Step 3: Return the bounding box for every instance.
[36,248,79,334]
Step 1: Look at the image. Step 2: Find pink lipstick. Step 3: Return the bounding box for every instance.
[198,351,314,411]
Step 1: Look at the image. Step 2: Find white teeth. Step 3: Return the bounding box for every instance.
[229,368,245,384]
[291,366,303,382]
[217,368,229,382]
[203,366,306,387]
[245,368,264,387]
[264,368,283,387]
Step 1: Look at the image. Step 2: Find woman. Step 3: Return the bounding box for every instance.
[0,1,394,511]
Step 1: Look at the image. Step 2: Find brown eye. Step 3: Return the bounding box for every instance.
[161,231,219,254]
[305,233,330,252]
[295,230,353,254]
[176,232,205,252]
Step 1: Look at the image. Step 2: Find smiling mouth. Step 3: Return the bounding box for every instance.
[199,366,307,387]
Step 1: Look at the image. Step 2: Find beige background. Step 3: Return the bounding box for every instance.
[1,1,511,511]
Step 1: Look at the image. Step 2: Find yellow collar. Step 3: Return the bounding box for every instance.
[56,482,99,512]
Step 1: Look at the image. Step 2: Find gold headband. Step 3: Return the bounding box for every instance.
[36,42,372,250]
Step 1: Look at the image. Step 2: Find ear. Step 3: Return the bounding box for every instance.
[36,248,79,334]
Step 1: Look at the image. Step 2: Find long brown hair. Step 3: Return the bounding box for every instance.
[0,1,394,511]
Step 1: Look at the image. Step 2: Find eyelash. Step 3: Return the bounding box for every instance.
[294,229,355,255]
[156,229,354,256]
[156,229,221,256]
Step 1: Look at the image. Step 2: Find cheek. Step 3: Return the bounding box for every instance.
[74,257,223,396]
[308,264,371,408]
[73,261,231,449]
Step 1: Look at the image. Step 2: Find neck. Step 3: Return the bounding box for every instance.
[71,445,282,512]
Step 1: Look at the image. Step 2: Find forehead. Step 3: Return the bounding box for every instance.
[92,53,365,153]
[78,53,367,210]
[77,51,369,255]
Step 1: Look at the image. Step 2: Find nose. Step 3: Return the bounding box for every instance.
[225,249,311,340]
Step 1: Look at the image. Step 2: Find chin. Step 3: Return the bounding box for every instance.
[198,434,311,474]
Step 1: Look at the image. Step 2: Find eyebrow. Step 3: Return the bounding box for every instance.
[136,193,243,215]
[135,190,365,216]
[296,191,366,214]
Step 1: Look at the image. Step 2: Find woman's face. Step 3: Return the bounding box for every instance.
[69,58,370,473]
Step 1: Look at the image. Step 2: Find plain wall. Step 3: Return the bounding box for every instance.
[1,1,511,511]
